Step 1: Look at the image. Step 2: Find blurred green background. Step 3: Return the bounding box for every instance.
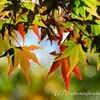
[0,57,100,100]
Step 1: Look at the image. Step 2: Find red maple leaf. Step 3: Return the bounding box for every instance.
[18,23,25,43]
[47,57,82,92]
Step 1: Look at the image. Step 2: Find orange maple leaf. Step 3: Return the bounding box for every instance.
[7,45,41,85]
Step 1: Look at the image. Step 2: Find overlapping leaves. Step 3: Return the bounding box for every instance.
[0,0,100,93]
[47,57,82,92]
[47,41,87,92]
[56,41,86,76]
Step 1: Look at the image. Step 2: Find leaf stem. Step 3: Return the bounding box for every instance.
[11,32,23,50]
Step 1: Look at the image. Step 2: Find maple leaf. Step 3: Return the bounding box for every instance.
[7,45,41,85]
[47,57,82,92]
[18,23,25,43]
[47,60,61,77]
[73,66,82,80]
[85,7,100,19]
[31,25,41,41]
[61,58,71,92]
[56,41,86,76]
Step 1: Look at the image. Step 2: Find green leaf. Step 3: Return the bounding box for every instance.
[97,56,100,71]
[56,41,76,61]
[73,0,80,15]
[74,24,80,37]
[91,25,100,36]
[82,0,100,19]
[61,46,73,57]
[17,15,28,23]
[32,15,47,28]
[71,13,83,21]
[85,7,100,19]
[23,2,36,11]
[66,22,73,28]
[74,0,80,8]
[67,45,79,77]
[86,14,93,20]
[79,7,86,20]
[0,0,11,5]
[0,41,4,55]
[62,41,76,47]
[76,24,89,36]
[78,44,86,64]
[82,0,100,7]
[0,5,4,12]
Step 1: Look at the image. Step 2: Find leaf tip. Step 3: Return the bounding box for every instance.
[73,66,83,80]
[46,72,50,78]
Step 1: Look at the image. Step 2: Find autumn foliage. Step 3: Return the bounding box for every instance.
[0,0,100,92]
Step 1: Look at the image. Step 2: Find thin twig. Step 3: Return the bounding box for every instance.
[11,34,23,50]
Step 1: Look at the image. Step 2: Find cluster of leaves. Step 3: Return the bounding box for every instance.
[0,0,100,92]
